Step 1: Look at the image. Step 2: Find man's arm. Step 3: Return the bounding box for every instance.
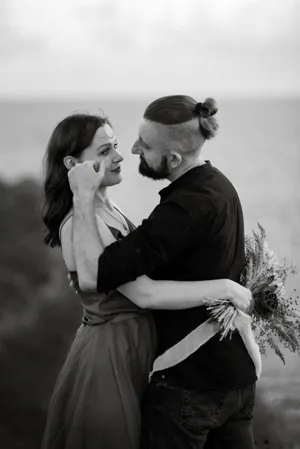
[96,196,210,293]
[67,160,211,295]
[119,277,252,312]
[72,192,202,293]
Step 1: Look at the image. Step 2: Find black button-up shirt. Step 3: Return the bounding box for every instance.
[97,162,256,389]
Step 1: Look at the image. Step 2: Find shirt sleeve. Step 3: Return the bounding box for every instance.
[97,195,210,293]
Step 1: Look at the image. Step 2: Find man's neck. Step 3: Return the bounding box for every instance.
[167,157,207,183]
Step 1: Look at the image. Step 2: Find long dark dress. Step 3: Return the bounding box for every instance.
[41,213,157,449]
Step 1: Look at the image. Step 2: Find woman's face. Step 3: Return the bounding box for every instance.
[78,123,123,187]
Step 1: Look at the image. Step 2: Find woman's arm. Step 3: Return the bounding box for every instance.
[60,214,77,271]
[60,212,102,292]
[72,196,104,292]
[118,276,252,312]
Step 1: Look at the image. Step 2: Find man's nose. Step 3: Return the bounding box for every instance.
[132,141,142,155]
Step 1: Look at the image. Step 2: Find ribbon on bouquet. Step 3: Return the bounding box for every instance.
[150,318,262,379]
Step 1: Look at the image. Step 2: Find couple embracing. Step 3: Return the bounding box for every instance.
[42,95,259,449]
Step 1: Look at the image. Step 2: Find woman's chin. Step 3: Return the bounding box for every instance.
[114,176,123,185]
[105,173,123,187]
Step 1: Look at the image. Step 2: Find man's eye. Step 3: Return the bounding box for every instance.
[114,142,119,149]
[102,149,109,155]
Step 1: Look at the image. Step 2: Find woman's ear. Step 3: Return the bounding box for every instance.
[169,152,182,169]
[63,156,77,170]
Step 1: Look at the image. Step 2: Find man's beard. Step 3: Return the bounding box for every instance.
[138,155,170,180]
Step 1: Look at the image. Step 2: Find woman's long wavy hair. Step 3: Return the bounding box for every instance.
[42,113,112,247]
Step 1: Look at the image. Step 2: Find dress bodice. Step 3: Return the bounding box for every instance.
[70,270,148,326]
[64,207,148,325]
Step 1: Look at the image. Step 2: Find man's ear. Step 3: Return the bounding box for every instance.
[63,156,77,170]
[169,151,182,169]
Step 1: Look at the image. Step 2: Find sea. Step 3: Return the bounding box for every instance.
[0,97,300,434]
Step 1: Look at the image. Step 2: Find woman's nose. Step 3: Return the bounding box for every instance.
[114,150,123,163]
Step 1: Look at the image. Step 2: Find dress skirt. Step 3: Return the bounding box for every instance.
[41,312,156,449]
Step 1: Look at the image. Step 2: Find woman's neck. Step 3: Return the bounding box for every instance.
[95,187,112,210]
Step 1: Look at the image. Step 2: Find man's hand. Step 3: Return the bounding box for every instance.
[227,280,253,313]
[68,159,109,197]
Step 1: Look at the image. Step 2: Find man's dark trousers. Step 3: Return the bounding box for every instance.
[141,373,255,449]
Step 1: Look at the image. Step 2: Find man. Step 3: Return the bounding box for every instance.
[68,95,257,448]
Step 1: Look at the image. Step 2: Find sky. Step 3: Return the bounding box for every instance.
[0,0,299,98]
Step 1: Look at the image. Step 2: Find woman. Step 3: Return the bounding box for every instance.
[41,113,258,449]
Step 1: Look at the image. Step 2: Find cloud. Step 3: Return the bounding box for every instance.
[0,0,299,97]
[0,0,47,59]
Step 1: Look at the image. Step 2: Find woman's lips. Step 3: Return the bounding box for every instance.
[111,167,121,173]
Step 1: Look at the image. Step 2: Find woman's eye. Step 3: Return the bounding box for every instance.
[114,142,119,149]
[102,149,109,155]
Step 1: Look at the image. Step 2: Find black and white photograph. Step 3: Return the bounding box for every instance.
[0,1,299,448]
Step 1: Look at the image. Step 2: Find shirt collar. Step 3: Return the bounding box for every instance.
[159,161,213,201]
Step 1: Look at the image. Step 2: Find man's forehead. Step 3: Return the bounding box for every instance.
[139,119,165,140]
[138,120,177,153]
[139,119,152,134]
[138,117,201,153]
[140,118,200,137]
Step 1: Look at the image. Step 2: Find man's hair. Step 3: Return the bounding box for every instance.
[144,95,219,140]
